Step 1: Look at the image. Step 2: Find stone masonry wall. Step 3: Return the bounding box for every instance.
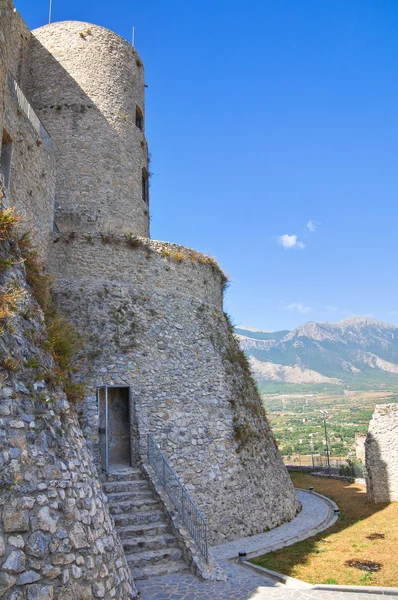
[26,22,149,237]
[0,194,137,599]
[1,5,56,262]
[366,404,398,503]
[49,235,300,546]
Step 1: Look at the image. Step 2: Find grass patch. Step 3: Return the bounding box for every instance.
[0,207,20,239]
[251,472,398,587]
[18,234,85,405]
[0,284,25,320]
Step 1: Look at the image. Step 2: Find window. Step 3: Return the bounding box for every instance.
[0,130,13,190]
[142,167,149,204]
[135,106,144,131]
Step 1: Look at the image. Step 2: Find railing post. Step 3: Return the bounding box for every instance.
[204,523,208,562]
[162,457,166,486]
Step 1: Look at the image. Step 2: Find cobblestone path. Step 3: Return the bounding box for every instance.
[136,559,274,600]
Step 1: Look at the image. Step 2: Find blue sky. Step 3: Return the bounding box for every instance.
[16,0,398,331]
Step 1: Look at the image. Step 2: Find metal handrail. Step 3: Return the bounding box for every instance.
[147,434,208,561]
[7,71,52,151]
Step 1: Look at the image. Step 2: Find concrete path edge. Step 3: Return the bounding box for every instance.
[242,489,339,560]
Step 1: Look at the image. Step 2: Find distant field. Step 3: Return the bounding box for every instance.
[262,390,398,456]
[251,472,398,587]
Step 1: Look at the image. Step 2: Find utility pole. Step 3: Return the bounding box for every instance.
[320,410,331,476]
[309,433,315,467]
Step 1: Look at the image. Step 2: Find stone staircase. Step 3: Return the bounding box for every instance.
[102,466,189,580]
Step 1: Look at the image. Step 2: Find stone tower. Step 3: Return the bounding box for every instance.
[27,22,149,236]
[23,20,300,545]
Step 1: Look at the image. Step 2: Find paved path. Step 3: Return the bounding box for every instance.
[137,559,274,600]
[136,490,397,600]
[212,490,333,560]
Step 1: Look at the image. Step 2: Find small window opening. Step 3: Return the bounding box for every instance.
[135,106,144,131]
[0,130,13,190]
[142,167,149,204]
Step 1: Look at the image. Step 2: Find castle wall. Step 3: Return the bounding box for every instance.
[49,234,224,307]
[0,184,137,599]
[1,6,56,261]
[26,22,149,237]
[355,433,366,463]
[366,404,398,503]
[49,234,300,545]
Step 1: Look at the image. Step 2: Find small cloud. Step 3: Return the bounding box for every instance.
[325,305,339,313]
[306,220,317,232]
[284,302,311,314]
[277,234,305,250]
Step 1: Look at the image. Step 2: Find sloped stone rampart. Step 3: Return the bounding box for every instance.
[49,233,225,308]
[366,404,398,502]
[0,221,137,597]
[49,235,300,546]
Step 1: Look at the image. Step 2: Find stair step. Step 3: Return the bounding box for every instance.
[105,468,143,482]
[122,534,177,554]
[102,466,188,579]
[103,480,149,493]
[117,522,169,540]
[107,490,153,502]
[113,510,164,527]
[126,547,183,569]
[132,558,189,580]
[110,497,159,515]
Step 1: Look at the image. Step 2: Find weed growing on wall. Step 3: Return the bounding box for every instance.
[221,312,272,454]
[0,206,20,239]
[17,233,86,405]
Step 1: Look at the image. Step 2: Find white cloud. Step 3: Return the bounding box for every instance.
[277,234,305,250]
[285,302,311,314]
[325,305,339,313]
[306,220,317,232]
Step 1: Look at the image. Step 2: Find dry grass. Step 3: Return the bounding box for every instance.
[251,472,398,587]
[2,354,22,372]
[19,234,85,405]
[0,284,25,320]
[0,207,20,239]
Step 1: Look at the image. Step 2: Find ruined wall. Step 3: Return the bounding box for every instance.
[26,21,149,237]
[49,234,300,546]
[366,404,398,503]
[0,190,137,599]
[355,433,366,463]
[1,5,56,261]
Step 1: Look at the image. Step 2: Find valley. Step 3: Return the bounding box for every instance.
[263,389,398,458]
[236,317,398,458]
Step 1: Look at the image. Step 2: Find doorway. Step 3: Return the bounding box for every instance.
[97,386,131,471]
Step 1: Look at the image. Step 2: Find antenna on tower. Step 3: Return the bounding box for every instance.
[49,0,53,24]
[132,26,135,47]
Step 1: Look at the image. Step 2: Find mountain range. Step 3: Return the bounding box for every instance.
[235,316,398,393]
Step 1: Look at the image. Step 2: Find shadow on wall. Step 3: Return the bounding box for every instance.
[26,32,146,234]
[365,432,390,503]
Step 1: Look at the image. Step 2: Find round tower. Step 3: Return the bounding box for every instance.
[27,21,149,236]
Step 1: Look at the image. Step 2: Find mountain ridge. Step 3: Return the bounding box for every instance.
[236,316,398,392]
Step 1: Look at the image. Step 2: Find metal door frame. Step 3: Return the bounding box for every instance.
[97,385,131,473]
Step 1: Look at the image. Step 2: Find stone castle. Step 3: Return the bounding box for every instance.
[0,2,300,597]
